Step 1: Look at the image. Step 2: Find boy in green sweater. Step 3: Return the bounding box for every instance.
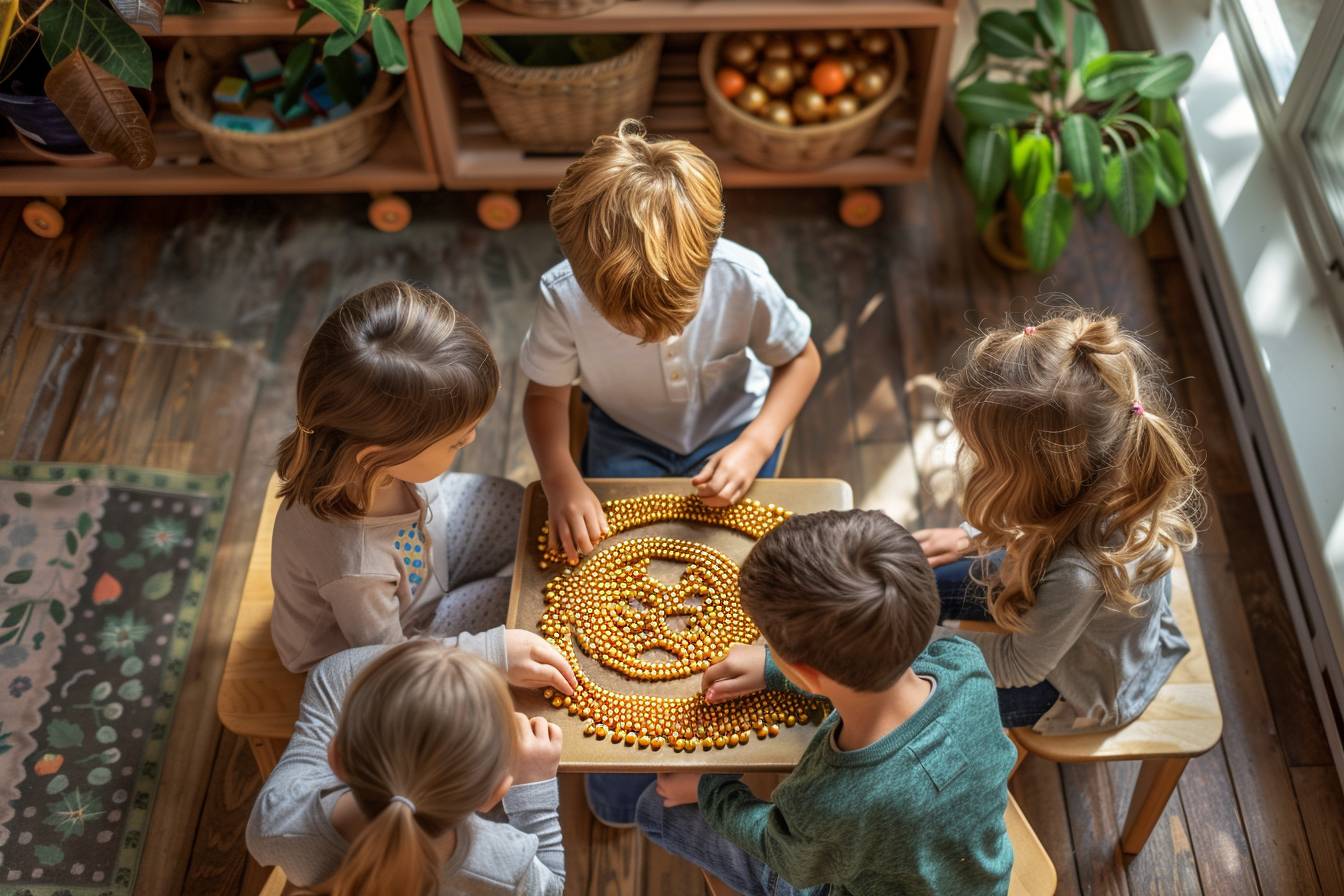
[638,509,1016,896]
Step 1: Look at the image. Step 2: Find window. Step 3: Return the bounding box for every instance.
[1233,0,1324,100]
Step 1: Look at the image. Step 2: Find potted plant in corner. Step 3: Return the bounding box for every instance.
[953,0,1193,271]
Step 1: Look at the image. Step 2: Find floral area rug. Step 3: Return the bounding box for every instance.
[0,463,230,896]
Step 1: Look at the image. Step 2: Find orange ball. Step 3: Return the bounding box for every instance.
[716,67,747,99]
[811,59,849,96]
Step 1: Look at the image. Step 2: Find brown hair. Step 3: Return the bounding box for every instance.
[943,305,1203,631]
[738,510,938,691]
[304,640,517,896]
[548,119,724,343]
[276,282,499,520]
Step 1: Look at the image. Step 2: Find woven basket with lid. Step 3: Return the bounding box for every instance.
[167,37,404,179]
[457,33,662,153]
[698,31,908,172]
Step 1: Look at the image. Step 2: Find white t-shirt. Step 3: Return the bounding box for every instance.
[518,238,812,454]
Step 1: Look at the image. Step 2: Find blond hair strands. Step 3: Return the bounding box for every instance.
[276,282,500,520]
[943,305,1204,632]
[548,119,724,343]
[303,641,518,896]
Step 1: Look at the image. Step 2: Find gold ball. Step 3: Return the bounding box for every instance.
[791,86,827,124]
[721,36,756,70]
[756,60,794,96]
[760,100,794,127]
[735,83,769,114]
[827,93,861,120]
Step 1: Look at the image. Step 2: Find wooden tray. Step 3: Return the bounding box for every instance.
[508,477,853,771]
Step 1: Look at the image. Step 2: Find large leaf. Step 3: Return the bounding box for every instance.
[1060,114,1103,198]
[1023,190,1074,270]
[1146,129,1188,207]
[404,0,429,20]
[955,79,1038,126]
[279,40,315,113]
[978,10,1037,58]
[1135,52,1194,99]
[431,0,462,54]
[43,50,154,168]
[1139,96,1183,135]
[1068,0,1096,10]
[1082,51,1154,102]
[1012,131,1055,203]
[954,43,987,86]
[164,0,202,13]
[1035,0,1064,49]
[39,0,152,88]
[1104,147,1156,236]
[305,0,362,35]
[111,0,163,32]
[370,14,406,74]
[324,48,362,105]
[1071,10,1108,71]
[324,11,368,56]
[964,126,1011,206]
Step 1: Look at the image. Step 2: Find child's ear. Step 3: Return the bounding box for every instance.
[477,773,513,812]
[788,661,825,695]
[327,742,348,782]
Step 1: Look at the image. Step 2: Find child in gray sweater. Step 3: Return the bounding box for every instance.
[247,627,577,895]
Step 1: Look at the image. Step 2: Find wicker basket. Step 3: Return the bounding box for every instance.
[166,37,405,179]
[483,0,622,17]
[457,33,663,153]
[698,31,908,172]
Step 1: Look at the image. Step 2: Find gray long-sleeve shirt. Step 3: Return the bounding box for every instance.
[946,530,1188,734]
[245,628,566,895]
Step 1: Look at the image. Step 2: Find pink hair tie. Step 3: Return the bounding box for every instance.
[1023,326,1036,335]
[1131,401,1145,417]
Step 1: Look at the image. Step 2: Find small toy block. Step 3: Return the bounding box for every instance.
[240,46,283,83]
[325,101,352,120]
[212,76,252,112]
[271,96,313,129]
[303,82,336,114]
[211,111,276,134]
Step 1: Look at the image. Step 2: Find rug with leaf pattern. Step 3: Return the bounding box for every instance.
[0,463,229,896]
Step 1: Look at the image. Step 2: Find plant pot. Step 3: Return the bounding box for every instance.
[980,172,1075,270]
[11,89,158,167]
[0,83,88,154]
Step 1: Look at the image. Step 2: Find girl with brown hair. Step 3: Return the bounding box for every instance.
[247,629,571,895]
[270,282,526,672]
[914,306,1203,733]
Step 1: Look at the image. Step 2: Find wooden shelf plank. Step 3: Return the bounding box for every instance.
[455,0,954,33]
[146,1,397,36]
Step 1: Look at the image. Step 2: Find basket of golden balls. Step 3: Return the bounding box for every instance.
[700,29,907,172]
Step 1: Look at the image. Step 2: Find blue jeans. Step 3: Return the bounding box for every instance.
[935,553,1061,728]
[637,783,827,896]
[582,401,783,826]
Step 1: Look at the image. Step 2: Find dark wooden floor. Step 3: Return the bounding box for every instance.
[3,138,1342,895]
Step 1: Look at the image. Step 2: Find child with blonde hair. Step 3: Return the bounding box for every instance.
[270,282,524,672]
[914,306,1202,731]
[247,627,574,895]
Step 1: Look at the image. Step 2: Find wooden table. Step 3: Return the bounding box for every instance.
[507,477,852,772]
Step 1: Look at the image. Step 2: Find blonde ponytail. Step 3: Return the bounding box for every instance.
[311,799,440,896]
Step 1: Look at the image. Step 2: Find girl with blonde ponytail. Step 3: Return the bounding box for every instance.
[247,629,571,895]
[914,305,1203,733]
[270,282,526,673]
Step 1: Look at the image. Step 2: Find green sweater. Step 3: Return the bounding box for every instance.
[697,637,1016,896]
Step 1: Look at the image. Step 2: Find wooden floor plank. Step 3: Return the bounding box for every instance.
[1291,766,1344,896]
[1106,761,1202,896]
[1177,745,1259,895]
[1061,762,1131,896]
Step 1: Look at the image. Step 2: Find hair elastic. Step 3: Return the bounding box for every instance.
[1131,401,1145,417]
[1023,326,1036,335]
[296,418,314,436]
[388,794,417,813]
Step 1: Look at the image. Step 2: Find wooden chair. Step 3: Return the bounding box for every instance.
[961,552,1222,855]
[701,794,1055,896]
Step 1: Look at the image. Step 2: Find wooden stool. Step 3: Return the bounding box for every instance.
[700,794,1055,895]
[960,552,1222,856]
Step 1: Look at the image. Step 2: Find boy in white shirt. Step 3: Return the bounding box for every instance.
[519,119,821,826]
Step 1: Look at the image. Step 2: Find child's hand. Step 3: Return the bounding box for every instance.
[512,713,563,784]
[656,772,703,807]
[913,527,972,567]
[504,629,579,696]
[701,643,766,703]
[692,436,772,507]
[544,472,609,565]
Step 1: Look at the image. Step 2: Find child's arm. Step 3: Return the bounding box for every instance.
[523,380,609,564]
[506,714,566,893]
[693,338,821,507]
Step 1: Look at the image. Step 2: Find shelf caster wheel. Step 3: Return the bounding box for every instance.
[478,191,521,231]
[839,188,882,228]
[23,199,65,239]
[369,193,411,232]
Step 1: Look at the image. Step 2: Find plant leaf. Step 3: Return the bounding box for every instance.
[294,5,321,31]
[1139,96,1183,135]
[1082,51,1154,102]
[1012,131,1055,203]
[431,0,462,54]
[1023,190,1074,270]
[978,10,1038,58]
[2,603,25,625]
[323,48,363,105]
[4,569,32,584]
[1146,129,1187,207]
[1035,0,1064,49]
[1060,114,1103,199]
[1068,0,1096,10]
[1135,52,1194,99]
[164,0,202,14]
[280,40,315,111]
[305,0,362,35]
[43,50,155,168]
[40,0,153,88]
[955,79,1038,126]
[370,14,407,74]
[405,0,429,20]
[111,0,163,32]
[964,126,1011,206]
[14,493,31,507]
[46,718,83,748]
[1104,147,1156,236]
[1071,10,1108,72]
[954,43,987,86]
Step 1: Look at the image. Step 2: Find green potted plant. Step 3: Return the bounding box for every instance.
[953,0,1193,270]
[0,0,182,167]
[287,0,464,87]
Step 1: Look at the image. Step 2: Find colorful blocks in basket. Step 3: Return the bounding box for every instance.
[326,101,352,121]
[212,76,252,112]
[271,96,313,129]
[351,44,374,80]
[241,46,284,95]
[303,82,337,114]
[211,110,276,134]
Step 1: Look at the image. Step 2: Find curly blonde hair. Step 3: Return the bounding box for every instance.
[943,306,1203,631]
